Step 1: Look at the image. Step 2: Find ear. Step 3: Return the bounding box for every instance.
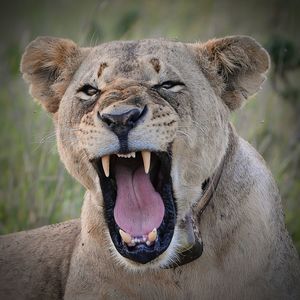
[191,36,270,110]
[21,36,87,113]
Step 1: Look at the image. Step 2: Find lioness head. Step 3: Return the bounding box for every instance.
[21,36,269,268]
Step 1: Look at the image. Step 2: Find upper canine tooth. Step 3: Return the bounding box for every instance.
[101,155,110,177]
[119,229,132,244]
[147,228,157,242]
[141,151,151,174]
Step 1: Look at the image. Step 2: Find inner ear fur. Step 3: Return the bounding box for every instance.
[191,36,270,110]
[21,36,87,113]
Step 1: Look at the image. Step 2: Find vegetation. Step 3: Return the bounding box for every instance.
[0,0,299,252]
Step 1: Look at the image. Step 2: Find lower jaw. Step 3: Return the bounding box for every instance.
[111,219,203,269]
[107,179,176,264]
[85,182,203,268]
[92,151,177,264]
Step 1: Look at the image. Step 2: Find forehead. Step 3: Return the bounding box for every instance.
[79,40,191,79]
[73,39,198,86]
[93,39,187,61]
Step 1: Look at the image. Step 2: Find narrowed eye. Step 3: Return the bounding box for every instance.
[155,81,185,92]
[78,84,99,97]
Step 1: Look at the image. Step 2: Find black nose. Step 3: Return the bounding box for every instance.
[101,108,141,127]
[98,106,147,136]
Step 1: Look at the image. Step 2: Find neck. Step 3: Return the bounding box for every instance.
[165,124,238,268]
[80,191,107,242]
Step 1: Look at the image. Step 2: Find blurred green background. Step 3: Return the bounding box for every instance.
[0,0,299,253]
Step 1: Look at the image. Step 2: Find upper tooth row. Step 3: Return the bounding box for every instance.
[101,151,151,177]
[117,152,136,158]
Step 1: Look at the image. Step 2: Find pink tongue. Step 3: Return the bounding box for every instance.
[114,164,165,236]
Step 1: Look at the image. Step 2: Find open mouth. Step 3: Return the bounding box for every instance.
[92,150,177,264]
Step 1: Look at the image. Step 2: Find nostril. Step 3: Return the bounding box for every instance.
[126,108,143,124]
[138,105,148,121]
[98,112,114,126]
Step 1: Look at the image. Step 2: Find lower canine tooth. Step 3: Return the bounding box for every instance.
[147,228,157,242]
[141,151,151,174]
[101,155,110,177]
[119,229,132,244]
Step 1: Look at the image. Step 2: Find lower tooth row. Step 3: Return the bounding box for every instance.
[119,228,157,246]
[130,236,148,245]
[128,239,154,247]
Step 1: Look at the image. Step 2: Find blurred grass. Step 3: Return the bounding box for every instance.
[0,85,83,233]
[0,0,299,252]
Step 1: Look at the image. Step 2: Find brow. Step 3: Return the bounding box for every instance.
[150,58,160,73]
[97,62,108,78]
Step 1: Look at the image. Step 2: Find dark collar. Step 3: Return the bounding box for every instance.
[164,154,226,269]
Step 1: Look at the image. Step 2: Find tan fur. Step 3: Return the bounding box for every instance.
[0,35,299,299]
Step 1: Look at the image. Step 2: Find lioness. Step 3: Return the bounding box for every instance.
[0,35,299,299]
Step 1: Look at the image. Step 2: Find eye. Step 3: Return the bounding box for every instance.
[157,81,185,92]
[77,84,99,97]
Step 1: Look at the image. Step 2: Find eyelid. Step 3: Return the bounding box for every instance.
[153,80,185,90]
